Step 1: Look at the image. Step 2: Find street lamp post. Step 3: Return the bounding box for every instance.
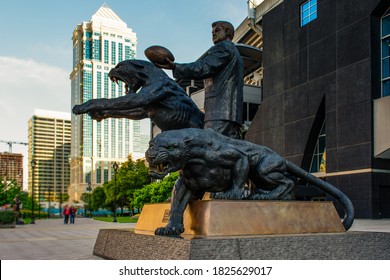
[47,186,51,219]
[112,162,118,223]
[38,185,41,219]
[30,159,36,224]
[86,182,92,218]
[59,191,63,218]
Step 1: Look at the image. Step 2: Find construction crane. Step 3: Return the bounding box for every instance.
[0,140,28,153]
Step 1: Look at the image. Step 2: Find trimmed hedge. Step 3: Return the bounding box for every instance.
[0,210,16,224]
[20,210,49,219]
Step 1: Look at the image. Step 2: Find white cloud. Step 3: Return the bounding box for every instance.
[0,56,69,88]
[0,56,71,190]
[0,56,70,142]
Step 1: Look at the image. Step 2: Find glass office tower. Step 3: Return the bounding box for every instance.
[69,4,150,203]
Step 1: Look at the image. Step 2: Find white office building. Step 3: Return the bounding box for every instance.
[28,109,71,207]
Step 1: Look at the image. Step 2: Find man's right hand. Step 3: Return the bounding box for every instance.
[155,57,176,70]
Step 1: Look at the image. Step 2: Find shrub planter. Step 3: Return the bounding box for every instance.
[0,210,16,228]
[0,223,15,228]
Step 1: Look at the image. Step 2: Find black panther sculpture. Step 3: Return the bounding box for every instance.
[72,59,204,131]
[145,128,354,236]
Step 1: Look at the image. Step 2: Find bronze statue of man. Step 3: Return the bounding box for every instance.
[13,196,22,224]
[157,21,244,139]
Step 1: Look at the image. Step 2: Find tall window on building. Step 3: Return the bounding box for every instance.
[118,43,123,63]
[382,8,390,97]
[125,45,132,60]
[73,44,79,68]
[300,0,317,27]
[96,166,102,184]
[111,119,116,158]
[84,31,92,60]
[84,40,92,60]
[111,41,116,65]
[104,40,109,64]
[118,120,123,158]
[97,71,101,98]
[310,121,326,173]
[85,159,91,183]
[97,121,101,157]
[104,119,109,158]
[243,102,259,125]
[83,71,93,101]
[93,39,101,61]
[103,164,109,183]
[104,73,109,98]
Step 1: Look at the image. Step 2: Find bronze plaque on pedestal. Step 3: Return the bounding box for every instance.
[135,200,345,237]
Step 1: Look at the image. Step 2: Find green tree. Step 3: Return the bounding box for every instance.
[80,192,92,211]
[113,156,150,214]
[0,179,39,211]
[0,179,20,206]
[80,193,90,205]
[133,172,178,209]
[103,180,116,213]
[91,186,106,211]
[55,192,69,204]
[19,191,39,211]
[86,156,151,214]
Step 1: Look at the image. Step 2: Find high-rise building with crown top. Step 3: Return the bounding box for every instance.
[69,4,151,203]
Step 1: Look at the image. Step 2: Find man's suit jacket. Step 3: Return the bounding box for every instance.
[173,40,244,124]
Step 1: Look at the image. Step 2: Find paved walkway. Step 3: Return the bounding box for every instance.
[0,218,389,260]
[0,218,135,260]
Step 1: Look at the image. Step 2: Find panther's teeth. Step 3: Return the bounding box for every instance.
[156,163,165,172]
[111,77,119,85]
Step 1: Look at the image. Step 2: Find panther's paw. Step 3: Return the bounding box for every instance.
[72,100,95,115]
[154,224,184,237]
[211,189,247,200]
[250,193,273,200]
[88,111,105,122]
[72,105,83,114]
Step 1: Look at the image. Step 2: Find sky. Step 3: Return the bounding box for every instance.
[0,0,248,188]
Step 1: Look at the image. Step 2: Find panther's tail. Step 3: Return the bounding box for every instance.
[286,160,354,230]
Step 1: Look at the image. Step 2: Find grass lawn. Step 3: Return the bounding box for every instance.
[93,216,138,223]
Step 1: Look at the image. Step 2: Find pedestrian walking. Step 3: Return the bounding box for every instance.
[63,205,70,224]
[70,205,77,224]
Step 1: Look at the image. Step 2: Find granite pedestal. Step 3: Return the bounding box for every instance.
[93,229,390,259]
[92,200,388,259]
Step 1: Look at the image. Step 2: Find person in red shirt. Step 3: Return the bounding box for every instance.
[63,205,70,224]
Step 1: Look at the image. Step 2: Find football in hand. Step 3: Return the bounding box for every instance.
[144,45,175,65]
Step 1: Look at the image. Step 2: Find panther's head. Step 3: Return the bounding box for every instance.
[145,130,192,179]
[108,59,165,94]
